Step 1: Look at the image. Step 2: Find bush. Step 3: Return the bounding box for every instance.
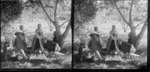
[1,0,23,23]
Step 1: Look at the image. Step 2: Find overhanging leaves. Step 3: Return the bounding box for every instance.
[1,1,23,23]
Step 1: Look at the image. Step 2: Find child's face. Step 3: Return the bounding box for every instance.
[38,24,41,29]
[94,27,98,31]
[90,36,94,40]
[80,44,84,48]
[20,26,24,30]
[118,40,122,45]
[43,39,47,43]
[5,42,10,47]
[112,25,116,30]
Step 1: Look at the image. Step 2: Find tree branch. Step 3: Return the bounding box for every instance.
[129,0,134,24]
[60,20,70,27]
[54,0,59,22]
[47,22,53,31]
[135,20,146,29]
[74,24,80,31]
[114,1,129,26]
[39,1,55,25]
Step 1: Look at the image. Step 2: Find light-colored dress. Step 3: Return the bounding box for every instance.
[31,28,44,52]
[107,30,118,53]
[35,29,43,38]
[109,30,118,40]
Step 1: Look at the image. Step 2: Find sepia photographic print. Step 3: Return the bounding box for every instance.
[73,0,148,69]
[1,0,72,69]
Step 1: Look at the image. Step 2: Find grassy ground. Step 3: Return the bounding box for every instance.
[1,54,72,69]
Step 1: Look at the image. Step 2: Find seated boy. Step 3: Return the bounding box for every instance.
[42,38,64,55]
[117,39,137,55]
[78,43,96,63]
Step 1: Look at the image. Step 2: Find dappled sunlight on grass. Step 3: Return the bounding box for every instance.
[1,54,72,69]
[74,55,147,69]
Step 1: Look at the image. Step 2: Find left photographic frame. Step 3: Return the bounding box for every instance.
[1,0,72,69]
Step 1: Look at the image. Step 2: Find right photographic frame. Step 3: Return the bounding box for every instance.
[73,0,148,69]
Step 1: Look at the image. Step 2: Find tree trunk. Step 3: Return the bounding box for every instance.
[114,0,147,49]
[40,0,71,48]
[54,20,71,47]
[60,20,71,47]
[135,20,147,48]
[55,24,62,46]
[128,20,147,49]
[129,25,137,46]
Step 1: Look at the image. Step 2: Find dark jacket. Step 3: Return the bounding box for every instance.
[118,41,132,54]
[53,36,58,43]
[88,33,102,52]
[43,40,56,52]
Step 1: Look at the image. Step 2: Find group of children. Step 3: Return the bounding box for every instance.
[2,24,62,61]
[74,25,137,63]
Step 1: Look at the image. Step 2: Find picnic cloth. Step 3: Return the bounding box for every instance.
[29,54,48,61]
[105,55,124,62]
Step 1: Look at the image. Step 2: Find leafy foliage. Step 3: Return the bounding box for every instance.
[57,0,71,21]
[132,0,147,22]
[25,0,71,24]
[74,0,98,37]
[1,1,23,42]
[1,0,23,23]
[74,0,98,24]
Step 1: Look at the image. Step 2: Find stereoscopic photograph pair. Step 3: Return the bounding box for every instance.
[0,0,148,70]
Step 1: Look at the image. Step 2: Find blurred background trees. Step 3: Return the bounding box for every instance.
[74,0,148,49]
[1,0,23,30]
[1,0,71,47]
